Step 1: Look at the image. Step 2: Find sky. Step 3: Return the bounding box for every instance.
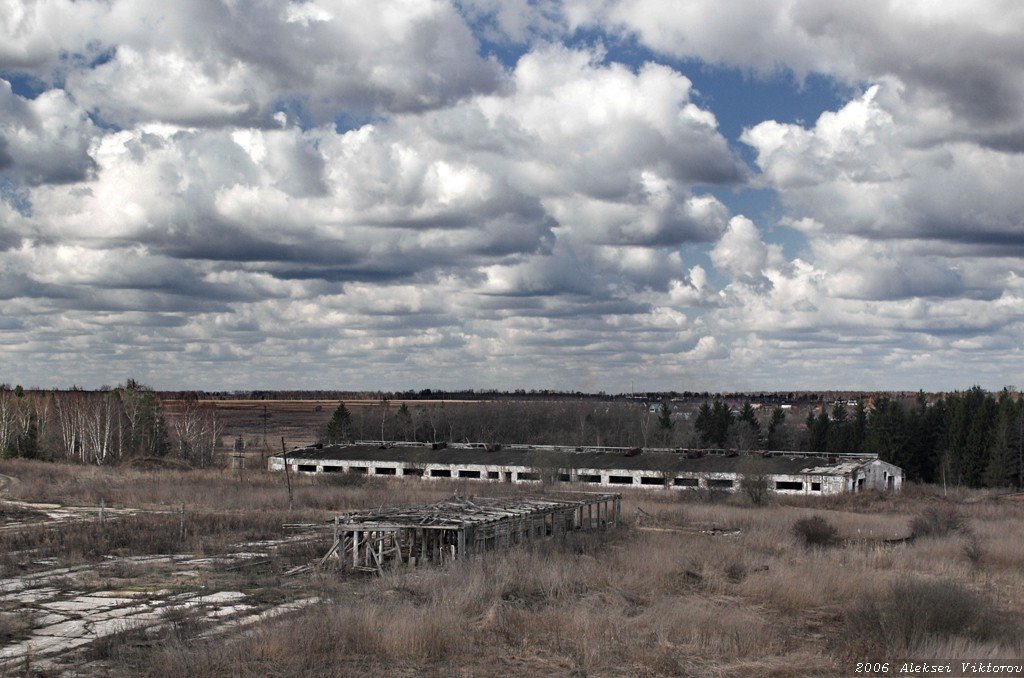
[1,0,1023,392]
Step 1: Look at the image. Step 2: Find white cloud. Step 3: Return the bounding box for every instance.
[2,0,502,126]
[3,2,1024,390]
[710,216,778,284]
[0,80,98,186]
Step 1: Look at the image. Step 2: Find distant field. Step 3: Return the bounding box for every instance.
[169,399,477,453]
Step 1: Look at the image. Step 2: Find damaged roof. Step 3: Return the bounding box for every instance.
[334,494,618,530]
[276,444,874,477]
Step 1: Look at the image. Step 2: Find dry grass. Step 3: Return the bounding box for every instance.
[3,460,1024,676]
[0,510,321,568]
[836,578,1023,660]
[0,458,526,514]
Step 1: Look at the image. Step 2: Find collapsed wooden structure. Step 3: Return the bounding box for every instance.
[319,493,621,574]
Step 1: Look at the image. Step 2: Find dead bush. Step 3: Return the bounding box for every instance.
[838,578,1019,657]
[0,610,34,643]
[85,623,150,661]
[792,516,840,547]
[724,560,747,583]
[910,505,966,539]
[962,532,985,566]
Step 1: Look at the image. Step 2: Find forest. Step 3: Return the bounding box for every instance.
[1,382,1021,489]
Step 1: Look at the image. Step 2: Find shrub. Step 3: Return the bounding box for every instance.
[740,474,770,506]
[792,516,839,547]
[962,532,984,566]
[910,506,966,539]
[838,578,1019,657]
[0,610,33,643]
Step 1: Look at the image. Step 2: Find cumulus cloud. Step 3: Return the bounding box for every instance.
[709,216,780,285]
[566,0,1024,142]
[0,80,98,186]
[0,38,752,388]
[2,0,502,126]
[743,83,1024,253]
[2,1,1024,390]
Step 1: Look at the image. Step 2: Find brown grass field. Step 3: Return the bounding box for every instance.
[194,398,478,451]
[1,458,1023,677]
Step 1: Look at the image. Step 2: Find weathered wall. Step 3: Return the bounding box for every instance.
[269,456,900,495]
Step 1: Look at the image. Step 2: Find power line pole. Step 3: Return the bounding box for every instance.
[281,436,293,511]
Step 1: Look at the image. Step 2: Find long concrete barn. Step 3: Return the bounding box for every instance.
[269,443,903,496]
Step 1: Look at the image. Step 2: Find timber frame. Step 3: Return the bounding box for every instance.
[319,493,621,574]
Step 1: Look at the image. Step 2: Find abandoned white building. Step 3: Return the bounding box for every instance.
[268,443,904,496]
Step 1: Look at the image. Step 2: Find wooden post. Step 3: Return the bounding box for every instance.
[457,528,466,560]
[99,498,105,528]
[353,530,360,569]
[281,437,293,511]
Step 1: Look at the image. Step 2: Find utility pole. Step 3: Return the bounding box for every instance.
[281,436,293,511]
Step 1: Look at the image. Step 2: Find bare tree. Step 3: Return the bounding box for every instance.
[82,392,119,465]
[53,391,87,461]
[0,390,16,454]
[738,457,772,505]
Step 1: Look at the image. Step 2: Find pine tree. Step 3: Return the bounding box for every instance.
[766,406,786,449]
[657,401,673,430]
[809,409,830,452]
[324,402,352,444]
[738,402,760,435]
[852,400,867,451]
[695,402,713,444]
[710,400,733,447]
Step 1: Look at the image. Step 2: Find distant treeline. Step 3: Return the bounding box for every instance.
[156,388,919,403]
[2,382,1020,489]
[322,388,1022,489]
[689,389,1022,488]
[0,381,221,467]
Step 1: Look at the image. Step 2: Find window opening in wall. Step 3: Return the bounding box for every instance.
[578,474,601,483]
[375,467,397,475]
[608,475,634,485]
[517,472,540,481]
[707,478,734,488]
[430,469,452,478]
[559,473,572,482]
[640,476,664,486]
[487,471,500,479]
[458,470,481,479]
[403,468,424,476]
[674,477,699,487]
[775,481,803,491]
[349,467,367,474]
[811,482,822,491]
[298,464,316,472]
